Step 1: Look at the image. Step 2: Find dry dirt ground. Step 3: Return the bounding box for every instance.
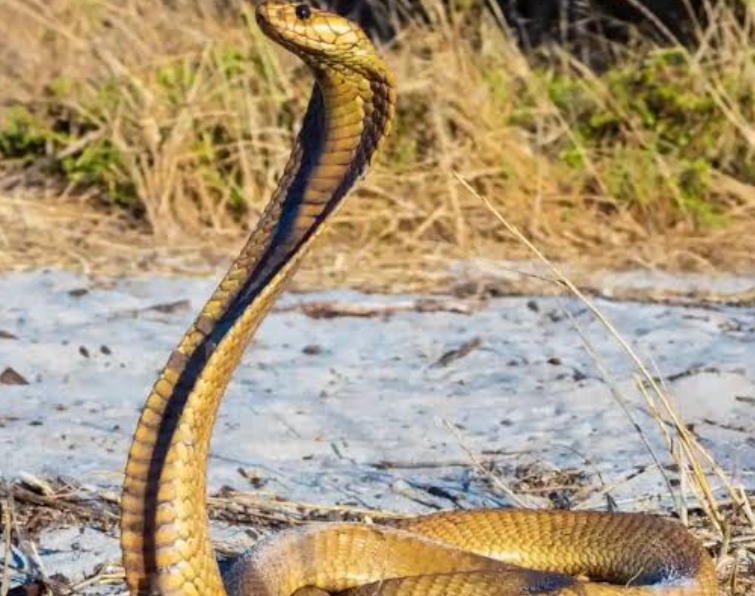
[1,268,754,595]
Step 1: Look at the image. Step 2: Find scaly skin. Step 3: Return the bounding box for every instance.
[119,2,718,596]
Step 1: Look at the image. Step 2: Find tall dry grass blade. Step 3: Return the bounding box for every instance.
[454,170,752,536]
[560,307,681,513]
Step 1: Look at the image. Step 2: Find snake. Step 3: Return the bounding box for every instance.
[118,2,718,596]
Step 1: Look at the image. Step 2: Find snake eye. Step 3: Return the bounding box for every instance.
[294,3,311,20]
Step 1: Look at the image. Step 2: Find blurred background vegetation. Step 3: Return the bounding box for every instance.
[0,0,754,286]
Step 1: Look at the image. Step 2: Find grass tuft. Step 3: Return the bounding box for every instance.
[1,0,755,280]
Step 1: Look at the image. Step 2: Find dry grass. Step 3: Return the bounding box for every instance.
[1,0,755,288]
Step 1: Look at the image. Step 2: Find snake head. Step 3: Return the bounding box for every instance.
[255,1,392,84]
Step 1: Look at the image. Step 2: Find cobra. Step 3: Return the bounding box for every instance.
[119,2,718,595]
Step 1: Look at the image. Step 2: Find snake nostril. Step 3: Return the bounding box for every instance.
[294,3,311,20]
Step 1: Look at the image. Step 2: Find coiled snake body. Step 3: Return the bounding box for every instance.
[119,2,718,595]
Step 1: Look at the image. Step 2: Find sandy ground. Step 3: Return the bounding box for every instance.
[1,268,754,589]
